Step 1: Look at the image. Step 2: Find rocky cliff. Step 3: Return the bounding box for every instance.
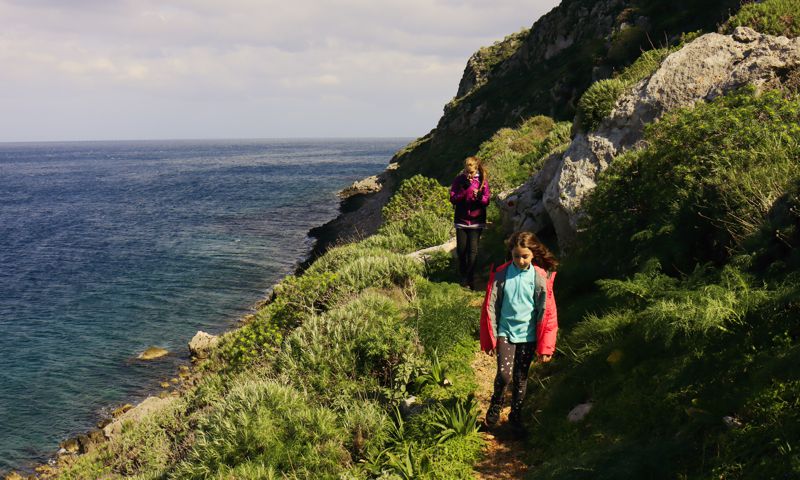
[501,27,800,249]
[391,0,740,184]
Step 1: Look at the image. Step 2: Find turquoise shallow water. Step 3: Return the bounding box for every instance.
[0,138,408,472]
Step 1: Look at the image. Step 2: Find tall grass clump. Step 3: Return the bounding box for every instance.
[577,44,679,132]
[171,379,350,479]
[576,78,626,132]
[277,291,422,401]
[722,0,800,37]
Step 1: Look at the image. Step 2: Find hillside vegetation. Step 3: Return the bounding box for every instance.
[25,1,800,479]
[391,0,741,184]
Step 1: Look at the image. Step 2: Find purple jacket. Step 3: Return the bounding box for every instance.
[449,172,491,226]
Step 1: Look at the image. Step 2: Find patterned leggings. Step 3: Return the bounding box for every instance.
[490,337,536,420]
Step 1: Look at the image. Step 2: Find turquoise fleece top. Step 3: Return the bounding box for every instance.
[498,262,537,342]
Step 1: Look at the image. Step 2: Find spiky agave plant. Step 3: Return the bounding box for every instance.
[431,394,480,444]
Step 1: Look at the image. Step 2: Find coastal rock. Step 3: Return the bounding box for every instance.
[338,163,397,199]
[112,404,133,417]
[103,396,176,439]
[507,30,800,249]
[81,430,105,453]
[188,331,219,359]
[137,346,169,360]
[4,472,25,480]
[59,437,80,454]
[339,175,383,198]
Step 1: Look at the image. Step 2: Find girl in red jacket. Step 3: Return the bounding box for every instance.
[479,231,558,432]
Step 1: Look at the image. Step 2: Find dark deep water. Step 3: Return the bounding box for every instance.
[0,138,408,472]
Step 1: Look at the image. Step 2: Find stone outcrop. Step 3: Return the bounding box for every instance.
[137,346,169,360]
[103,396,175,439]
[188,331,219,359]
[503,28,800,249]
[391,0,739,183]
[406,237,457,263]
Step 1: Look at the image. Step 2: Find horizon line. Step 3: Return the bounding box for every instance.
[0,135,417,146]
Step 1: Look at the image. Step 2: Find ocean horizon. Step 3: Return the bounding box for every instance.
[0,138,410,473]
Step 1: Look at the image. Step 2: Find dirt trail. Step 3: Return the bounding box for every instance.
[472,350,529,479]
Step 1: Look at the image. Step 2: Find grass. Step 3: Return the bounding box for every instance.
[476,115,572,192]
[517,87,800,479]
[722,0,800,38]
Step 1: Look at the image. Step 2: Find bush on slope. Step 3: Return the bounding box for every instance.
[520,87,800,479]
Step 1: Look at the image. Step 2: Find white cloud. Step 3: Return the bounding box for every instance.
[0,0,561,141]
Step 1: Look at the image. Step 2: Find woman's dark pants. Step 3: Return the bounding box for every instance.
[455,227,482,288]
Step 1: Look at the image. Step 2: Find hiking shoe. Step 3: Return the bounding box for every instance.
[484,403,502,426]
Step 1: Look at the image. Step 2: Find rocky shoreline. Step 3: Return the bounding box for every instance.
[3,163,399,480]
[304,162,399,265]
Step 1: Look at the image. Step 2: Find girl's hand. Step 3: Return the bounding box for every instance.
[488,348,495,357]
[537,354,552,363]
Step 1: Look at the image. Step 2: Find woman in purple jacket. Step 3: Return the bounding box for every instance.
[450,156,491,289]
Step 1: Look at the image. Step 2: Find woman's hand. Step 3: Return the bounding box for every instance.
[537,354,552,363]
[488,348,495,357]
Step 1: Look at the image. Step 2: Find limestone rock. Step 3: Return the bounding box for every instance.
[103,396,176,439]
[188,331,219,359]
[723,415,744,429]
[506,30,800,249]
[406,237,457,263]
[567,402,593,423]
[339,175,383,198]
[111,404,133,417]
[137,346,169,360]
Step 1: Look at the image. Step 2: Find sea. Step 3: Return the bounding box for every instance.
[0,138,409,473]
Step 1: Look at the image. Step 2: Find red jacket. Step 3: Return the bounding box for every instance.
[479,261,558,356]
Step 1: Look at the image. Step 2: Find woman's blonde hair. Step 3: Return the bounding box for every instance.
[464,156,488,191]
[507,231,559,271]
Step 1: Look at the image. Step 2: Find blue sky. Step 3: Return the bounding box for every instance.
[0,0,560,142]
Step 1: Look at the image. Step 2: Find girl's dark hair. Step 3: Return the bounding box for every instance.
[507,231,559,271]
[464,156,488,191]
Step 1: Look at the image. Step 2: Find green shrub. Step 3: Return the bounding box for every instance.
[413,280,480,355]
[307,244,396,275]
[476,115,570,191]
[334,252,423,295]
[358,231,418,254]
[276,291,423,400]
[401,211,454,249]
[576,78,626,132]
[421,249,458,283]
[214,270,339,370]
[171,379,350,479]
[722,0,800,38]
[576,45,678,133]
[382,175,451,224]
[579,87,800,275]
[56,400,188,479]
